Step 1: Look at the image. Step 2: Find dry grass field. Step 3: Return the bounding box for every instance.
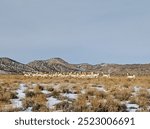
[0,75,150,112]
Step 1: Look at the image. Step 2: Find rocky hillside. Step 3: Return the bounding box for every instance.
[92,64,150,76]
[0,57,35,74]
[27,58,80,73]
[0,57,150,75]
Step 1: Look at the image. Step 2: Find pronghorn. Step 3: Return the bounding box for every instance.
[127,73,135,79]
[102,72,110,78]
[23,72,32,77]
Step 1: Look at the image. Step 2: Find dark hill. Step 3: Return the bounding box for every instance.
[0,57,150,75]
[0,57,35,74]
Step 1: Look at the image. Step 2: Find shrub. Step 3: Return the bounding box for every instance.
[95,97,126,112]
[51,90,60,98]
[137,89,150,98]
[22,98,34,108]
[32,104,49,112]
[55,101,71,111]
[25,91,35,98]
[0,91,17,103]
[47,87,54,92]
[34,85,43,93]
[110,88,131,101]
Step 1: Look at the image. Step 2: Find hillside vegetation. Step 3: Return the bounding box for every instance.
[0,57,150,76]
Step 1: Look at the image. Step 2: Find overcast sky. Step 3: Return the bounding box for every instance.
[0,0,150,64]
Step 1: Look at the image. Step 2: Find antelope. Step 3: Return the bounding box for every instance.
[127,73,135,79]
[102,72,110,78]
[23,72,32,77]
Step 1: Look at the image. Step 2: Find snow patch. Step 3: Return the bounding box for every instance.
[47,97,61,108]
[16,84,27,99]
[133,86,141,92]
[63,93,78,100]
[126,103,139,112]
[96,87,106,92]
[11,84,27,108]
[41,90,50,94]
[24,107,32,112]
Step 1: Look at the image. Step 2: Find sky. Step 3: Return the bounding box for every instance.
[0,0,150,64]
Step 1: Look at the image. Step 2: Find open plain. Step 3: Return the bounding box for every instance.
[0,74,150,112]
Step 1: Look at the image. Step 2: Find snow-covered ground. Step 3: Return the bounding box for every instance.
[96,87,106,92]
[133,86,141,92]
[62,93,78,100]
[91,84,107,92]
[7,83,149,112]
[41,90,50,94]
[47,97,61,108]
[126,103,139,112]
[16,84,27,99]
[11,84,27,108]
[24,107,32,112]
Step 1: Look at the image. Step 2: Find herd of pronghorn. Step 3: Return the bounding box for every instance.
[23,72,136,79]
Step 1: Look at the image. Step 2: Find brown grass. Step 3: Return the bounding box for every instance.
[0,75,150,112]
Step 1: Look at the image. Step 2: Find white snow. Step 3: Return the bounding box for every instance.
[11,84,27,108]
[47,97,61,108]
[11,99,22,108]
[63,93,78,100]
[91,85,106,92]
[133,86,141,92]
[16,84,27,99]
[24,107,32,112]
[126,103,139,112]
[96,87,106,92]
[41,90,50,94]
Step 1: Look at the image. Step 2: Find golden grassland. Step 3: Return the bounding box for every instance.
[0,75,150,112]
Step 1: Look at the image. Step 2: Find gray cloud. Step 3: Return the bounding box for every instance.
[0,0,150,64]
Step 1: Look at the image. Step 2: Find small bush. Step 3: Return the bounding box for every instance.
[51,90,60,98]
[32,104,49,112]
[95,97,126,112]
[34,85,43,93]
[47,87,54,92]
[25,91,35,98]
[0,91,17,103]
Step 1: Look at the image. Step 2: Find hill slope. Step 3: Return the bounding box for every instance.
[27,58,80,73]
[0,57,35,74]
[0,57,150,75]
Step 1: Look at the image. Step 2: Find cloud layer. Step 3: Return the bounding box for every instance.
[0,0,150,64]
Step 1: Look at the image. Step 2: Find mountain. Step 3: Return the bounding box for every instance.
[74,63,94,72]
[46,58,69,65]
[0,57,35,74]
[0,57,150,75]
[27,58,80,73]
[91,64,150,76]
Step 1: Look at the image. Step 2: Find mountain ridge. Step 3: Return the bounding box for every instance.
[0,57,150,75]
